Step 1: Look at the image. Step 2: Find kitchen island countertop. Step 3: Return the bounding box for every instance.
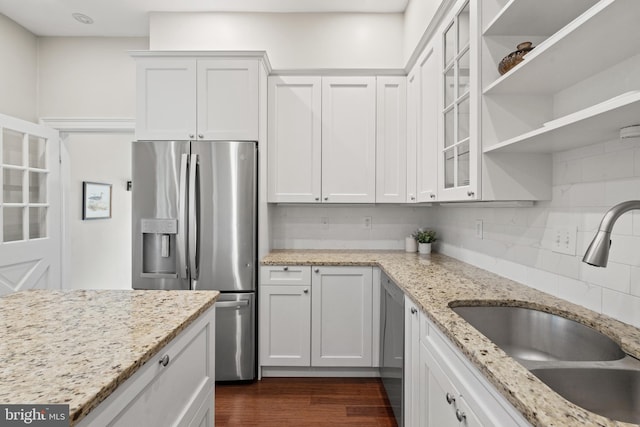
[0,289,218,426]
[262,249,640,427]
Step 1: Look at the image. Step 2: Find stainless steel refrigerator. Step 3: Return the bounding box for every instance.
[132,140,257,382]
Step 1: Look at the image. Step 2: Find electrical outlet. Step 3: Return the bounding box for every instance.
[475,220,483,239]
[552,227,577,255]
[363,216,372,229]
[321,217,329,229]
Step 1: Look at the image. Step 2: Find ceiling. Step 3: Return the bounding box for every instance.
[0,0,411,37]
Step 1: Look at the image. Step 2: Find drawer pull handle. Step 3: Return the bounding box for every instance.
[445,392,455,405]
[314,268,320,273]
[411,307,417,314]
[283,266,289,271]
[456,409,466,422]
[159,354,170,367]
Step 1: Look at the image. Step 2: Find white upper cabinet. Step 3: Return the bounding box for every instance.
[376,76,407,203]
[267,75,377,204]
[437,0,479,201]
[322,77,377,203]
[134,55,260,141]
[135,58,197,141]
[267,76,322,203]
[416,41,440,203]
[196,59,259,141]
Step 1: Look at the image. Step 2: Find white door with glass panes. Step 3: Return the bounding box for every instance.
[0,114,60,295]
[438,0,479,201]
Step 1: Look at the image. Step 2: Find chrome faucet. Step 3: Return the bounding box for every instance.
[582,200,640,267]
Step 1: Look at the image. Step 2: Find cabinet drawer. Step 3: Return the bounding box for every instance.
[260,265,311,285]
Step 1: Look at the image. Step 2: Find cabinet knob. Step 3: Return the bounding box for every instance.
[159,354,170,367]
[456,409,467,422]
[315,197,320,201]
[445,392,455,405]
[198,134,204,139]
[314,268,320,273]
[410,195,416,201]
[324,197,328,201]
[467,191,475,197]
[303,288,309,294]
[430,194,436,199]
[283,266,289,271]
[189,134,195,139]
[411,307,417,314]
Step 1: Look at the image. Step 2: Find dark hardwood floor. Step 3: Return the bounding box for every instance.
[215,377,398,426]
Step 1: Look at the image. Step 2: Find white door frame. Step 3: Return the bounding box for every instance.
[40,117,135,287]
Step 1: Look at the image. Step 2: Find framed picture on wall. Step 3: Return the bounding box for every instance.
[82,181,112,220]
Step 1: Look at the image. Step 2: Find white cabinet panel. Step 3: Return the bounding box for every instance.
[404,297,420,426]
[321,77,376,203]
[376,76,407,203]
[259,284,311,366]
[417,43,440,203]
[267,76,322,202]
[311,266,373,366]
[406,68,419,203]
[197,59,259,141]
[136,58,197,141]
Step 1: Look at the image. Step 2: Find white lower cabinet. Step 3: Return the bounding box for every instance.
[259,265,374,370]
[77,306,216,427]
[259,284,311,366]
[311,266,373,367]
[412,309,531,427]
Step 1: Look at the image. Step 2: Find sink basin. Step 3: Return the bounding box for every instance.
[452,306,624,362]
[531,368,640,424]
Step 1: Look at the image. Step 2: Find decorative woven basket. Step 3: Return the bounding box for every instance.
[498,42,535,75]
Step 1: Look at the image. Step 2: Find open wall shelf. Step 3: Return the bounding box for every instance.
[483,0,640,95]
[484,0,598,37]
[484,91,640,153]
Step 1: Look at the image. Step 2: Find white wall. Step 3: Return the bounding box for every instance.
[403,0,444,64]
[149,12,404,69]
[37,37,147,117]
[271,205,435,250]
[0,14,38,121]
[65,132,132,289]
[433,138,640,328]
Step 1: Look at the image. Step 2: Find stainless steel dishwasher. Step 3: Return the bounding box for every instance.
[380,272,404,426]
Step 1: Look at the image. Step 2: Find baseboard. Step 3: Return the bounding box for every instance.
[260,366,380,378]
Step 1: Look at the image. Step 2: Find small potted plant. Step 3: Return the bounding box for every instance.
[413,229,437,254]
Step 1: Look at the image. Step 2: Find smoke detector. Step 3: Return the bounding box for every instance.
[72,13,94,25]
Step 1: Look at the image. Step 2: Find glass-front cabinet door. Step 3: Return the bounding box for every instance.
[438,0,479,201]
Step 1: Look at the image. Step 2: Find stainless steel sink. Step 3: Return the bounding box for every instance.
[452,305,625,362]
[530,368,640,424]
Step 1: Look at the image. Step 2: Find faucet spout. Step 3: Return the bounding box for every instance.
[582,200,640,267]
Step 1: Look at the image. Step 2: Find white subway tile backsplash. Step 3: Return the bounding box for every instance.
[557,276,602,313]
[581,150,634,183]
[604,178,640,206]
[580,261,630,293]
[602,289,640,328]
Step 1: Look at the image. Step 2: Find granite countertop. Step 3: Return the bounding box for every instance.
[262,249,640,427]
[0,289,219,426]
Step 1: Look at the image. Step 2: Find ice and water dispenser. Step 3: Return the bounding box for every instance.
[140,219,179,278]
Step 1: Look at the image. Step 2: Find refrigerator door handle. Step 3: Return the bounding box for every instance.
[215,300,250,309]
[188,153,200,284]
[177,153,189,279]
